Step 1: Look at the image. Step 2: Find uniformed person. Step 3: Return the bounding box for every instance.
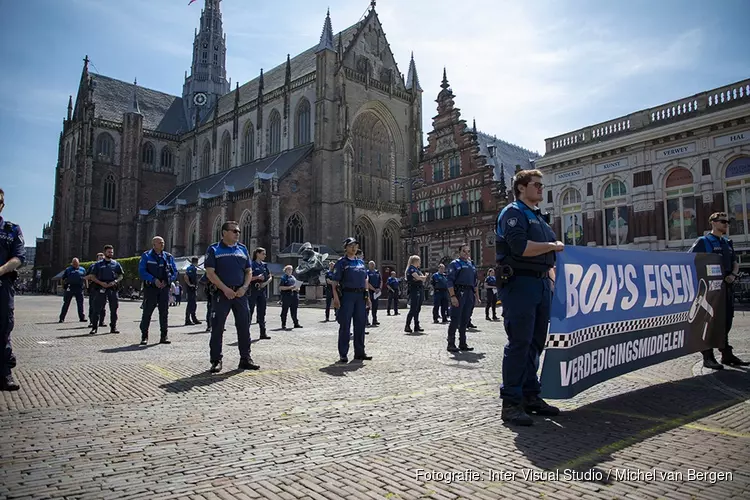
[88,245,124,335]
[87,253,106,328]
[249,247,272,340]
[689,212,749,369]
[496,169,563,426]
[446,244,480,352]
[138,236,178,345]
[279,265,302,330]
[431,263,449,324]
[366,261,382,327]
[484,268,499,322]
[183,257,201,326]
[324,261,336,322]
[331,237,372,363]
[404,255,427,333]
[0,188,25,391]
[386,271,400,315]
[204,220,259,373]
[59,257,87,323]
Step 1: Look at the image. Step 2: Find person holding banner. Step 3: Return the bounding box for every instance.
[689,212,749,369]
[496,169,564,426]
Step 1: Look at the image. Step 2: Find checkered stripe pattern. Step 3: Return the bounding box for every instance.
[546,311,689,349]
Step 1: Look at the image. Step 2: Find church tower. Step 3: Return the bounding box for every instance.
[182,0,230,127]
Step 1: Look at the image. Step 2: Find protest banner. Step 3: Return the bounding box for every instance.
[540,246,726,399]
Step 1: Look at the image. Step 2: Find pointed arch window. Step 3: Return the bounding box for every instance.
[352,112,393,203]
[219,132,232,171]
[285,213,304,247]
[241,213,252,247]
[382,226,395,262]
[200,141,211,178]
[142,142,155,169]
[268,110,282,155]
[184,147,193,181]
[103,173,116,210]
[187,219,198,254]
[561,188,583,246]
[160,146,173,173]
[212,217,223,244]
[294,99,311,146]
[354,222,368,255]
[242,121,254,163]
[603,180,629,247]
[96,133,114,162]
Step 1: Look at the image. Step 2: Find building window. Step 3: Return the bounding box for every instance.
[725,157,750,236]
[665,169,697,242]
[470,239,482,266]
[142,142,155,168]
[418,200,429,223]
[219,133,231,171]
[241,213,252,247]
[103,173,116,209]
[160,147,173,173]
[383,227,395,261]
[433,162,444,182]
[184,148,193,181]
[561,188,584,246]
[419,245,429,269]
[435,198,446,220]
[352,112,393,203]
[449,156,460,178]
[268,110,282,155]
[603,180,629,247]
[242,122,254,163]
[285,213,304,247]
[202,51,208,62]
[294,99,311,146]
[451,193,461,217]
[96,133,114,162]
[469,189,482,213]
[213,53,218,64]
[200,141,211,177]
[212,217,222,243]
[188,220,197,253]
[354,222,368,255]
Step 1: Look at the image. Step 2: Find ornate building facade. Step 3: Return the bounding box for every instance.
[45,1,422,274]
[404,71,539,275]
[536,79,750,264]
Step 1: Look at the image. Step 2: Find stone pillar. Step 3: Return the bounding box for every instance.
[136,214,145,255]
[172,206,184,256]
[220,191,229,225]
[655,201,666,241]
[250,176,260,250]
[594,211,603,246]
[195,198,204,255]
[271,176,280,260]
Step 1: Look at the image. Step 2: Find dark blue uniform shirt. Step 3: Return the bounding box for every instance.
[325,269,335,285]
[485,276,497,288]
[387,276,400,291]
[63,266,86,286]
[367,269,382,289]
[90,259,124,283]
[280,274,298,290]
[0,217,25,271]
[251,260,270,282]
[496,200,557,271]
[406,265,423,289]
[333,256,367,289]
[186,264,198,286]
[431,272,448,290]
[138,249,177,283]
[690,233,737,275]
[447,258,477,289]
[205,242,251,287]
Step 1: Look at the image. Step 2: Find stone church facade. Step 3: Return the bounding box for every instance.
[45,0,422,274]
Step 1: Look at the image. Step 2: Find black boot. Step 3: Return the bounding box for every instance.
[159,335,171,344]
[238,358,260,370]
[501,402,533,426]
[703,350,724,370]
[721,348,750,367]
[259,331,271,339]
[447,345,460,352]
[110,325,120,334]
[0,374,20,391]
[140,335,148,346]
[210,360,222,373]
[523,395,560,416]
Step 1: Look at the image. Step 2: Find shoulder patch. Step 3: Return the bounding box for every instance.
[508,218,518,227]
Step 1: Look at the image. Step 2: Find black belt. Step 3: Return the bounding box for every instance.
[343,288,366,292]
[513,269,549,278]
[227,285,244,291]
[454,285,474,291]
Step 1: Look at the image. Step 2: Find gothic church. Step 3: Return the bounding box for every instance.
[48,0,423,273]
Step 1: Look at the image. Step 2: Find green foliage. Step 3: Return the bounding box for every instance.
[78,256,141,280]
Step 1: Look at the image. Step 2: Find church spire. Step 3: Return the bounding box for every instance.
[440,67,449,90]
[130,79,142,115]
[316,9,334,53]
[405,52,422,92]
[67,95,73,121]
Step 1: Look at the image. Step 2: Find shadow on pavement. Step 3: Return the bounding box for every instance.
[513,370,750,475]
[100,344,157,353]
[160,369,242,393]
[58,331,116,339]
[319,361,365,377]
[449,351,486,364]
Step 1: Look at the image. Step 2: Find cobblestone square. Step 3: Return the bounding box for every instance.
[2,296,749,499]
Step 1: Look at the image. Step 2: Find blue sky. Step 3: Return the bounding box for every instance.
[0,0,748,240]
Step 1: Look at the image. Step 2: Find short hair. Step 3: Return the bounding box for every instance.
[221,220,238,232]
[252,247,266,260]
[96,252,105,258]
[709,212,728,222]
[284,265,293,272]
[103,245,113,251]
[458,242,469,252]
[512,169,544,197]
[191,257,199,263]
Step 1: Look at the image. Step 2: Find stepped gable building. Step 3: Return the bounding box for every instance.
[536,79,750,262]
[44,0,423,276]
[404,70,539,274]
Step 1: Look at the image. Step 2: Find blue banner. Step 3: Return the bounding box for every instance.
[540,246,726,399]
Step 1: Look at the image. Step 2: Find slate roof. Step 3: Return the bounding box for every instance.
[90,73,188,134]
[474,131,541,183]
[153,144,313,210]
[204,21,363,124]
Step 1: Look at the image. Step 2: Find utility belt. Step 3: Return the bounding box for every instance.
[495,264,550,286]
[343,287,366,293]
[225,285,245,292]
[281,290,298,295]
[144,280,167,288]
[454,284,475,292]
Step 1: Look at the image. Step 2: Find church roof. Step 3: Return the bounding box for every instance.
[89,73,188,134]
[206,21,363,123]
[474,131,541,183]
[153,144,313,210]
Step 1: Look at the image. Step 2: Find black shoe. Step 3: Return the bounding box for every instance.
[89,328,97,335]
[79,318,87,323]
[468,323,477,329]
[486,317,492,321]
[205,326,211,332]
[110,328,120,334]
[238,358,260,370]
[704,357,724,370]
[387,312,391,316]
[99,321,106,327]
[293,324,303,329]
[324,318,329,322]
[501,403,533,426]
[415,327,424,332]
[394,313,400,316]
[336,357,348,364]
[140,338,148,346]
[721,353,750,367]
[433,320,440,324]
[1,374,20,391]
[184,321,194,326]
[259,333,271,340]
[210,360,223,373]
[366,322,371,327]
[523,395,560,416]
[354,354,372,361]
[404,326,413,333]
[159,337,171,345]
[58,319,64,323]
[447,345,460,352]
[192,320,202,325]
[493,317,499,321]
[442,319,449,324]
[373,321,380,326]
[459,345,474,351]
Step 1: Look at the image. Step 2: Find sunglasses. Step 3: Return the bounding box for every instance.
[527,181,544,190]
[713,219,729,224]
[226,229,241,234]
